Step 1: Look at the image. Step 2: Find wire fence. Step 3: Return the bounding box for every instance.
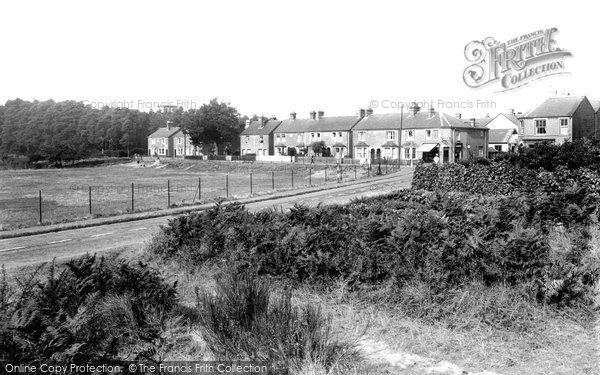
[0,162,404,231]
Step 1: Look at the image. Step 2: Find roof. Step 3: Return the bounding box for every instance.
[148,126,181,138]
[501,113,520,125]
[381,141,398,147]
[332,142,347,147]
[276,115,362,133]
[354,141,370,147]
[352,111,489,131]
[522,96,588,118]
[473,117,494,127]
[240,119,282,136]
[489,128,517,144]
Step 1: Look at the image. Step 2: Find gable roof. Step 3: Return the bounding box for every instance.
[352,111,489,131]
[522,96,587,118]
[148,126,181,138]
[473,117,494,127]
[488,128,517,144]
[500,112,520,125]
[240,119,282,136]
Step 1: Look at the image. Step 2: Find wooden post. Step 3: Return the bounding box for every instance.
[88,186,92,215]
[354,165,357,179]
[271,171,275,190]
[198,176,201,201]
[226,175,229,198]
[325,166,327,182]
[167,180,171,208]
[131,183,134,211]
[291,169,294,188]
[309,167,312,186]
[250,172,253,195]
[38,190,42,224]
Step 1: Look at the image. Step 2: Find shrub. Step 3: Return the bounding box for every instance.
[0,254,178,364]
[196,270,353,371]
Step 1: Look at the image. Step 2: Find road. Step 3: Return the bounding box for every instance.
[0,171,412,270]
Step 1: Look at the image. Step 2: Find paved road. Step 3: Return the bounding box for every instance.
[0,171,412,270]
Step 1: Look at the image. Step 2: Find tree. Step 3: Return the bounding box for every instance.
[311,141,326,156]
[186,98,244,154]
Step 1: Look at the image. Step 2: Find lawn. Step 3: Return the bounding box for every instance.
[0,159,379,231]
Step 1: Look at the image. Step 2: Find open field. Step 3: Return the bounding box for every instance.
[0,159,393,231]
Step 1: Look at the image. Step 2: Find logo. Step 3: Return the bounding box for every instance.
[463,28,572,92]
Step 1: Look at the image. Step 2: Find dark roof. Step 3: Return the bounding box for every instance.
[240,119,282,136]
[381,141,398,147]
[353,111,489,131]
[276,115,362,133]
[522,96,587,118]
[354,141,370,147]
[474,117,494,127]
[489,128,517,143]
[502,113,520,125]
[148,126,181,138]
[332,142,347,147]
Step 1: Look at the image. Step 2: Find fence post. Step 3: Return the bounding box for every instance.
[226,174,229,198]
[250,172,253,195]
[386,159,388,174]
[309,167,312,186]
[291,169,294,188]
[131,183,134,211]
[198,176,201,202]
[324,166,327,182]
[88,186,92,215]
[167,180,171,208]
[38,190,42,224]
[272,171,275,190]
[354,165,357,179]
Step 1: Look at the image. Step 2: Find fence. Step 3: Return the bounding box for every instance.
[0,163,406,231]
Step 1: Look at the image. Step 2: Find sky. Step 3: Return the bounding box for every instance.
[1,0,598,119]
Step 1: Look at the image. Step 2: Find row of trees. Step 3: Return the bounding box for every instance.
[0,98,248,164]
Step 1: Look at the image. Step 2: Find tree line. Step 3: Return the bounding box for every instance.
[0,98,248,165]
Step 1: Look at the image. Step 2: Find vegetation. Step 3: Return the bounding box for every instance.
[0,98,247,165]
[0,254,178,364]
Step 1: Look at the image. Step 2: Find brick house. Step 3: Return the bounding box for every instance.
[352,103,489,163]
[272,112,315,156]
[147,122,180,157]
[519,96,596,145]
[171,129,197,157]
[240,117,282,156]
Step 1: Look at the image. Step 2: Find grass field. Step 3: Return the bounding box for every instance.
[0,159,382,231]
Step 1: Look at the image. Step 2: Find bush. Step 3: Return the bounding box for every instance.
[196,270,353,371]
[0,254,178,364]
[149,191,600,307]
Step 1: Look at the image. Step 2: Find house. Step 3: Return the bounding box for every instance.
[304,111,363,158]
[171,129,197,157]
[272,112,317,156]
[351,103,489,163]
[147,121,180,157]
[519,96,596,146]
[590,99,600,139]
[488,128,519,155]
[240,117,282,156]
[484,110,520,131]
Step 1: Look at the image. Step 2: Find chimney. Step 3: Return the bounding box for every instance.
[428,107,435,118]
[455,113,462,119]
[409,102,420,116]
[317,110,325,119]
[259,116,266,128]
[359,108,366,118]
[509,108,515,116]
[245,119,251,128]
[366,108,373,116]
[290,112,296,120]
[310,110,317,120]
[166,120,172,130]
[470,118,476,127]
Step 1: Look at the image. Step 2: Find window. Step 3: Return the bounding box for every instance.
[282,134,285,139]
[494,145,502,152]
[178,138,182,144]
[317,133,320,139]
[297,134,302,142]
[406,130,414,139]
[426,130,432,140]
[311,133,315,139]
[358,131,366,141]
[405,147,410,159]
[560,118,569,135]
[386,131,396,140]
[412,148,416,159]
[332,132,336,138]
[276,134,280,140]
[535,119,547,134]
[259,136,264,143]
[478,146,483,156]
[245,136,249,144]
[518,120,524,134]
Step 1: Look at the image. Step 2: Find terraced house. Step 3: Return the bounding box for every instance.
[240,117,281,156]
[352,103,489,163]
[147,121,180,157]
[519,96,596,145]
